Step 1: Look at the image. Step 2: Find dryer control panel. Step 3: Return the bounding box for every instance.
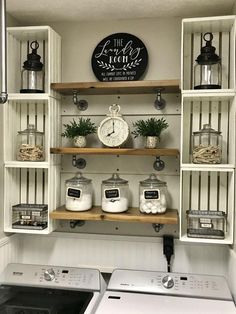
[107,269,233,301]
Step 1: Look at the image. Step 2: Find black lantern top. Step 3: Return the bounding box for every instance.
[196,32,221,65]
[23,41,43,71]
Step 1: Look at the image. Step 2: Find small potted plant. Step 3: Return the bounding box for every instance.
[61,118,97,147]
[132,117,169,148]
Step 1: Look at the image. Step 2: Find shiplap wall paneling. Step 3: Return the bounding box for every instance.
[180,169,234,244]
[181,16,236,91]
[181,94,235,166]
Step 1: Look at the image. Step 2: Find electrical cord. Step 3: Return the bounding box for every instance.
[163,235,174,273]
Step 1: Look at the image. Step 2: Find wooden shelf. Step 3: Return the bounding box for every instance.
[50,206,178,224]
[51,80,180,95]
[50,147,179,156]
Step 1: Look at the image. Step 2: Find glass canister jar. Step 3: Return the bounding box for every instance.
[139,174,167,214]
[17,124,44,161]
[192,124,222,164]
[101,173,129,213]
[65,172,93,211]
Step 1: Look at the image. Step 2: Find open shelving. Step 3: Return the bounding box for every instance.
[50,206,178,225]
[51,79,180,95]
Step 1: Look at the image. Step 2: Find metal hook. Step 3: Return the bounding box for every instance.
[72,155,87,169]
[152,223,164,233]
[154,89,166,110]
[73,91,88,111]
[153,156,165,171]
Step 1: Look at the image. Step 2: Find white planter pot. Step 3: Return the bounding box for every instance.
[73,136,86,147]
[145,136,159,148]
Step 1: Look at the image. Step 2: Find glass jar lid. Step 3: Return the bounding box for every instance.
[140,173,166,187]
[18,124,44,135]
[193,124,221,135]
[66,172,92,185]
[102,173,128,185]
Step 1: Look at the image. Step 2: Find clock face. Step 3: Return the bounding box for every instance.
[98,117,129,147]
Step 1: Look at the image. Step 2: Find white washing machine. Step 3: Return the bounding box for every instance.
[0,263,106,313]
[95,269,236,314]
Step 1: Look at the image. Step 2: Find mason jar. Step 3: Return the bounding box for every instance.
[101,173,129,213]
[192,124,222,164]
[17,124,44,161]
[139,174,167,214]
[65,172,93,211]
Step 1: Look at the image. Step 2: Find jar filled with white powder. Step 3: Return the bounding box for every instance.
[101,173,129,213]
[139,174,167,214]
[65,172,92,211]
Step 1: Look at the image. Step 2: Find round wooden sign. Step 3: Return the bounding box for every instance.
[91,33,148,82]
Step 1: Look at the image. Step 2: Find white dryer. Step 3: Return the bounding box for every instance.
[95,269,236,314]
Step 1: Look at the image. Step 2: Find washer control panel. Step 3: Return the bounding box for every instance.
[107,269,233,301]
[0,263,101,291]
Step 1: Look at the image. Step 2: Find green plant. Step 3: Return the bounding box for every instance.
[61,118,97,138]
[132,117,169,138]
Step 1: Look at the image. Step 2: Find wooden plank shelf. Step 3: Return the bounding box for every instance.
[50,206,178,224]
[51,80,180,95]
[50,147,179,156]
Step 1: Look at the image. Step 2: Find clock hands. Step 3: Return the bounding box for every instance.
[106,120,115,137]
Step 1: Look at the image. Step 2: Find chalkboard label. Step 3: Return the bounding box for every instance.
[144,189,160,200]
[105,188,120,199]
[91,33,148,82]
[67,188,81,199]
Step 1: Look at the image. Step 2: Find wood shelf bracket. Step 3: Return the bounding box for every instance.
[73,91,88,111]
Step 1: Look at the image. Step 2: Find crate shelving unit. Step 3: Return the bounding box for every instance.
[180,15,236,244]
[4,26,61,234]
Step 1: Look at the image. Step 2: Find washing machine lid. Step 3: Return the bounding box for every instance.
[95,291,236,314]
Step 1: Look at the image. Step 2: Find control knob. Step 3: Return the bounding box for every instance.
[162,275,174,289]
[44,268,56,281]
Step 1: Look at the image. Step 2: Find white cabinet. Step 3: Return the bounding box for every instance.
[180,16,236,244]
[3,26,61,234]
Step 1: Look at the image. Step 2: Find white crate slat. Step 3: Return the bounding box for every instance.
[20,168,28,203]
[28,169,36,204]
[36,168,43,204]
[221,32,230,89]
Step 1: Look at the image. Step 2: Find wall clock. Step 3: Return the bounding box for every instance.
[97,104,129,147]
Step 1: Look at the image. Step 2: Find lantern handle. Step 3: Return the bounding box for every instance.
[30,40,39,51]
[203,32,213,43]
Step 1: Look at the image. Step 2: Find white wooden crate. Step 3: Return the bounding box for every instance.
[180,169,234,244]
[4,96,48,163]
[181,93,236,166]
[7,26,61,96]
[181,16,236,91]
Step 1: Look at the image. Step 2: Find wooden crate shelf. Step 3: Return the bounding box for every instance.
[50,147,179,156]
[50,206,178,224]
[51,79,180,95]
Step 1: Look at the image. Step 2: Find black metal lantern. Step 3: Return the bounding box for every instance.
[194,32,222,90]
[20,41,45,93]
